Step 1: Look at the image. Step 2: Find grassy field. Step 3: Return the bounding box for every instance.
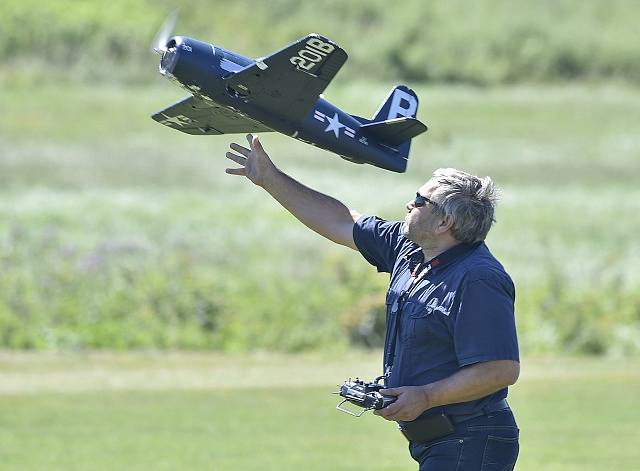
[0,352,639,470]
[1,81,639,353]
[2,4,639,468]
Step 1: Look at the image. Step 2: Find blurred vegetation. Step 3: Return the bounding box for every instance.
[1,81,639,354]
[1,1,639,354]
[1,0,640,85]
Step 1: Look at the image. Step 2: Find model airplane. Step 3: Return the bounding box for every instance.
[151,17,427,172]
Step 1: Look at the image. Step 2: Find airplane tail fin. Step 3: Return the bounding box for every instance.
[371,85,420,122]
[360,85,427,162]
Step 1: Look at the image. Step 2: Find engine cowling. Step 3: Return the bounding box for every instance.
[158,36,219,95]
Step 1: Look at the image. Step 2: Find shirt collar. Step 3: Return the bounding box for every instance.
[405,241,482,275]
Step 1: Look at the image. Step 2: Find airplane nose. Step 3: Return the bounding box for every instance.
[159,37,180,76]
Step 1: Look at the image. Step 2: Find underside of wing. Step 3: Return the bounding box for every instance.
[152,96,273,135]
[225,34,347,124]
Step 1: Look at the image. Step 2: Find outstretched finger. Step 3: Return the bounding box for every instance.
[252,135,265,153]
[230,143,250,156]
[226,152,247,166]
[225,167,247,176]
[246,133,254,148]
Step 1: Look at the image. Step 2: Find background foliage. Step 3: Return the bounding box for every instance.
[1,0,640,85]
[1,1,639,354]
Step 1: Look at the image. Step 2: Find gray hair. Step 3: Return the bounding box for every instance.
[429,168,500,243]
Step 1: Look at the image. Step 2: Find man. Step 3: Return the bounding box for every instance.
[225,134,520,471]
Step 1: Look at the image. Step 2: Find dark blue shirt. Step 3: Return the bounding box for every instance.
[353,215,519,418]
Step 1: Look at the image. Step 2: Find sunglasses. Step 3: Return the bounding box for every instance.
[414,192,438,208]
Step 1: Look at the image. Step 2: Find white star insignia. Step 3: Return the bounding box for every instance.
[324,112,345,138]
[159,114,193,128]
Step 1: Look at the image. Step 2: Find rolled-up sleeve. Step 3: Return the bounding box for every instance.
[352,215,405,273]
[454,272,519,366]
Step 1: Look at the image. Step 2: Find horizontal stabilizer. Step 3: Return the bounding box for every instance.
[360,117,427,146]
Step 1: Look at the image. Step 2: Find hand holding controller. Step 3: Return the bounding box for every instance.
[335,376,397,417]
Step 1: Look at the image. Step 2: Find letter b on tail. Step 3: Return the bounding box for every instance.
[388,88,417,119]
[372,85,420,121]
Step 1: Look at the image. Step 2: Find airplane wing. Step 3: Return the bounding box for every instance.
[224,34,347,124]
[152,96,273,135]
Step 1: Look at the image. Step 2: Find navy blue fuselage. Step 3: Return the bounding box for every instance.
[158,36,422,172]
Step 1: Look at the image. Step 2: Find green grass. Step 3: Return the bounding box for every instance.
[1,81,640,352]
[0,353,639,470]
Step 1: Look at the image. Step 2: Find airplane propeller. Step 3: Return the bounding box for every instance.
[152,10,179,55]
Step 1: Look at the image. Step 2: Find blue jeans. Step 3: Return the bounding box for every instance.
[408,409,519,471]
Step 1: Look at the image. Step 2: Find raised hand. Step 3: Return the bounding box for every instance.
[225,134,278,188]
